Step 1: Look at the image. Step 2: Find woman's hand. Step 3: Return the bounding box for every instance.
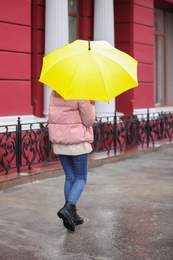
[90,100,95,105]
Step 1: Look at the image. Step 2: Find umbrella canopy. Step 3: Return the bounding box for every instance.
[39,40,138,102]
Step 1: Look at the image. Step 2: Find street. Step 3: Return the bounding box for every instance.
[0,147,173,260]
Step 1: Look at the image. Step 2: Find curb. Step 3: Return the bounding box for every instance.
[89,143,173,168]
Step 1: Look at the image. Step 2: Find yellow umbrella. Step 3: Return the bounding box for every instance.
[39,40,138,102]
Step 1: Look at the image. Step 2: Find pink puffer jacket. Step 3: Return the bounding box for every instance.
[48,93,96,145]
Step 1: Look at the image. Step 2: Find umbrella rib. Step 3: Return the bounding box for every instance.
[95,62,110,101]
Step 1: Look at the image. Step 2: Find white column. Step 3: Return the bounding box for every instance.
[94,0,115,117]
[43,0,69,116]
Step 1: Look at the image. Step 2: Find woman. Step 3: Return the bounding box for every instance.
[48,90,95,231]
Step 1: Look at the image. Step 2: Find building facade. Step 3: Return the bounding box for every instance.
[0,0,173,121]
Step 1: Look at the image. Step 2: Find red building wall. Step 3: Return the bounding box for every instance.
[0,0,33,116]
[31,0,45,117]
[133,0,155,109]
[114,0,135,114]
[1,0,172,118]
[78,0,94,40]
[0,0,45,117]
[115,0,155,114]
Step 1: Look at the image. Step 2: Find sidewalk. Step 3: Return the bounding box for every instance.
[0,144,173,260]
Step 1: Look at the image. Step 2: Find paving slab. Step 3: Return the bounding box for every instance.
[0,148,173,260]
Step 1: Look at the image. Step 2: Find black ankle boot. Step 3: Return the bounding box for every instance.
[64,202,84,225]
[57,201,75,231]
[73,205,84,225]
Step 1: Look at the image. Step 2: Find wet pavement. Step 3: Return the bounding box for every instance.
[0,147,173,260]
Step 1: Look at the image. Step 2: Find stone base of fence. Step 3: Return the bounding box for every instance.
[1,140,173,191]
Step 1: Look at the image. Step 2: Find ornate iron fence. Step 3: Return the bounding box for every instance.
[0,110,173,174]
[93,109,173,153]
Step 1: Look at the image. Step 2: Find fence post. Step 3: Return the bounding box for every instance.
[16,117,22,173]
[113,110,117,154]
[146,108,150,147]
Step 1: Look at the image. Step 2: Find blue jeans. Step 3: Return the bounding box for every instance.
[58,154,88,204]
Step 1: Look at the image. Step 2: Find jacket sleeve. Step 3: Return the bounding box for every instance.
[78,100,96,127]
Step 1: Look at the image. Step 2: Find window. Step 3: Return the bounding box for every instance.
[154,9,165,106]
[166,12,173,106]
[68,0,78,42]
[154,9,173,106]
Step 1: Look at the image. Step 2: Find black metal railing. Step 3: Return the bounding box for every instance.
[0,109,173,174]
